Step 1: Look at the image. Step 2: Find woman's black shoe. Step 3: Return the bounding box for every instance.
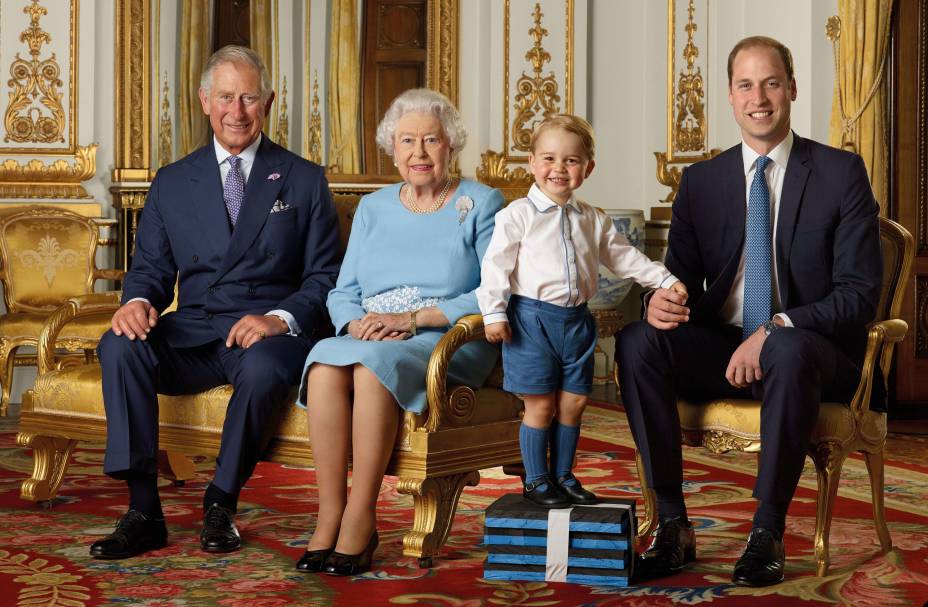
[296,547,334,572]
[523,475,571,508]
[322,531,379,576]
[557,473,598,504]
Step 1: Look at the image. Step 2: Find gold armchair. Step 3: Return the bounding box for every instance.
[0,207,121,416]
[627,216,914,576]
[16,195,525,567]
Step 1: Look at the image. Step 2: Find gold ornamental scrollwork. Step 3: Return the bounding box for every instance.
[0,144,96,199]
[307,71,322,165]
[4,0,66,144]
[510,3,560,153]
[275,77,289,149]
[655,0,720,206]
[158,73,173,168]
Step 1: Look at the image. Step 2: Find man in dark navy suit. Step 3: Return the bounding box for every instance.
[616,36,882,586]
[90,46,340,559]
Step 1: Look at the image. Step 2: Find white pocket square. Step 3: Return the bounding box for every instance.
[270,200,293,213]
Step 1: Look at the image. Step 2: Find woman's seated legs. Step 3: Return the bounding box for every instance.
[306,363,352,551]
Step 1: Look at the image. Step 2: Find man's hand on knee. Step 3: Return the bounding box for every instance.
[646,287,689,330]
[112,300,158,340]
[725,328,765,388]
[226,314,288,349]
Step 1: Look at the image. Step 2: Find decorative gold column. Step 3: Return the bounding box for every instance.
[428,0,459,109]
[112,0,153,272]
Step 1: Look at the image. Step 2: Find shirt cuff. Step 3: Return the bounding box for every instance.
[773,312,793,328]
[659,275,680,290]
[483,312,509,326]
[267,309,300,336]
[127,297,150,305]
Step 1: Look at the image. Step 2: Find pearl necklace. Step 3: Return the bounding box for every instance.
[404,177,454,214]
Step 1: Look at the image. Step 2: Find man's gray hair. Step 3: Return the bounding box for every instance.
[199,45,272,102]
[375,88,467,157]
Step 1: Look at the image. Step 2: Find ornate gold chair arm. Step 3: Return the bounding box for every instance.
[423,314,487,432]
[94,268,127,282]
[38,292,122,375]
[850,318,908,416]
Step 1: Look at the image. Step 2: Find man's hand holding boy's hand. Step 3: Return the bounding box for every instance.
[646,280,690,330]
[485,321,512,343]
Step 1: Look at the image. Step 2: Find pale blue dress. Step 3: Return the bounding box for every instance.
[298,179,504,413]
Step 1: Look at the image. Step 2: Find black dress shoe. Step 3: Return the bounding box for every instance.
[296,547,334,572]
[556,473,598,505]
[635,517,696,580]
[523,475,571,508]
[89,509,168,559]
[322,531,379,576]
[732,527,785,587]
[200,503,241,553]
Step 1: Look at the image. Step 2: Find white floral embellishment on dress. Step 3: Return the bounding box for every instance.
[455,196,474,224]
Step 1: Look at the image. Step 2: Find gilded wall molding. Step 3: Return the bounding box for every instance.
[427,0,459,109]
[0,144,96,199]
[654,0,720,205]
[917,275,928,358]
[307,72,322,165]
[275,76,289,149]
[0,0,77,153]
[113,0,151,182]
[158,73,173,168]
[480,0,573,190]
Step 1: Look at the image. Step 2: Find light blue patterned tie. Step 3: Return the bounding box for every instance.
[742,155,772,340]
[224,155,244,225]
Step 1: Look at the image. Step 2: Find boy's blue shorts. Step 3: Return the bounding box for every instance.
[502,294,597,395]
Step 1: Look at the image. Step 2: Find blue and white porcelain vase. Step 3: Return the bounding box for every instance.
[588,209,647,310]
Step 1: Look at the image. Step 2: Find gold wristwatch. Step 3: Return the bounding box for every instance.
[409,309,418,336]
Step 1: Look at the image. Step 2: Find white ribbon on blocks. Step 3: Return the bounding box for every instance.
[544,503,633,583]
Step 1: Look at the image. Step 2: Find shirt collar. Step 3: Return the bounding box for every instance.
[527,183,582,213]
[741,130,793,175]
[213,133,262,166]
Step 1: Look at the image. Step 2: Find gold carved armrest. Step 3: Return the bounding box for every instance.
[94,268,127,282]
[423,314,487,432]
[850,318,908,416]
[37,292,122,374]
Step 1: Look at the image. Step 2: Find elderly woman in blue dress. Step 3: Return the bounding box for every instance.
[295,88,504,576]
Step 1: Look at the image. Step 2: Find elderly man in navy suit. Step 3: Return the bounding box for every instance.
[616,36,882,586]
[90,46,340,559]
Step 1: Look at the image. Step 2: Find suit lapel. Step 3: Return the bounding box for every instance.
[775,133,811,306]
[714,146,747,295]
[217,137,288,278]
[188,145,232,254]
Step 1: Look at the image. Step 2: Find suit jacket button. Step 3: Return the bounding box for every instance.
[192,255,199,262]
[208,287,216,294]
[206,313,213,319]
[267,252,275,258]
[248,287,256,295]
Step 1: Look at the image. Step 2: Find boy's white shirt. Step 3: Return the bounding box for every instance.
[477,183,678,325]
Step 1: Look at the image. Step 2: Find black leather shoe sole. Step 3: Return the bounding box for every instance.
[732,571,785,587]
[89,535,167,560]
[200,537,242,553]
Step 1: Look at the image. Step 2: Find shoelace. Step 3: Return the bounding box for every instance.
[740,531,776,563]
[204,505,233,527]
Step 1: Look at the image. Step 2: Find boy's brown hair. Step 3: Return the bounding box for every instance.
[530,114,596,159]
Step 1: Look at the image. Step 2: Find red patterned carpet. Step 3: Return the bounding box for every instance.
[2,402,928,607]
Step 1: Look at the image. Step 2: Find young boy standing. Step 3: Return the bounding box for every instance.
[477,114,687,508]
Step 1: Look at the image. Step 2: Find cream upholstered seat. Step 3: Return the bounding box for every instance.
[16,193,525,568]
[624,216,913,577]
[0,207,122,416]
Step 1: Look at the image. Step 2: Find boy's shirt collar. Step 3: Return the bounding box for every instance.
[527,183,583,213]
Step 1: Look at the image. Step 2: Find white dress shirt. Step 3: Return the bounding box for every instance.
[478,183,678,325]
[132,134,300,336]
[719,131,794,328]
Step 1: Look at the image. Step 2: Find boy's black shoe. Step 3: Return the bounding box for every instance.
[556,473,598,504]
[523,475,571,508]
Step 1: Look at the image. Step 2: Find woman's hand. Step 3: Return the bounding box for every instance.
[354,312,413,341]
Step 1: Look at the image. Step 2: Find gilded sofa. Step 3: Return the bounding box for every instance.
[16,193,524,567]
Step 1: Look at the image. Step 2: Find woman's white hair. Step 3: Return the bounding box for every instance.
[375,88,467,157]
[200,45,273,102]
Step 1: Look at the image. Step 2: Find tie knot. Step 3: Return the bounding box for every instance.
[756,155,771,172]
[227,155,241,169]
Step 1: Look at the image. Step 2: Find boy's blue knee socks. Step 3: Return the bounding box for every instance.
[549,420,581,486]
[520,423,550,487]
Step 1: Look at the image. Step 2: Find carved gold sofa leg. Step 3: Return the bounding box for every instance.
[0,340,17,417]
[811,441,845,577]
[17,433,78,503]
[397,470,479,568]
[863,448,893,553]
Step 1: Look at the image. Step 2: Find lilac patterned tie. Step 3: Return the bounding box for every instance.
[224,155,244,225]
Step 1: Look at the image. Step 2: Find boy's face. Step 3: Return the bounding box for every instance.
[529,129,594,205]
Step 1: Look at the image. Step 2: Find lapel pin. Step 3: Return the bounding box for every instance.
[267,172,281,181]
